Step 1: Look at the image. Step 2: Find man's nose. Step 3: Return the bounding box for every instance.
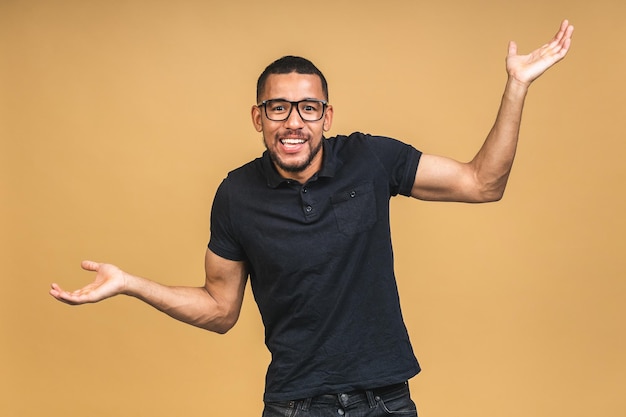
[284,105,305,128]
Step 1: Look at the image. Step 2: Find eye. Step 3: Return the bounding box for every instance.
[301,101,322,113]
[268,101,289,113]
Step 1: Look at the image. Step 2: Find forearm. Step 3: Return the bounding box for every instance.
[470,77,529,201]
[50,253,247,333]
[122,273,235,334]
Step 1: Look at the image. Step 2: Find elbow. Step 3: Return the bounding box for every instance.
[211,326,232,335]
[199,309,240,334]
[474,174,508,203]
[196,282,246,334]
[473,182,506,203]
[210,317,238,334]
[482,189,505,203]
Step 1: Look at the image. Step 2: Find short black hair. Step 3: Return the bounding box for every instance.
[256,56,329,103]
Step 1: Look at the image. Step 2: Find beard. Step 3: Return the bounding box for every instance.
[265,132,323,174]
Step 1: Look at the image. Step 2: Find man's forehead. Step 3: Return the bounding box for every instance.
[262,73,325,100]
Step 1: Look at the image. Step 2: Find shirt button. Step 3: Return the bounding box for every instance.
[340,393,349,402]
[350,191,356,198]
[337,409,345,416]
[305,205,313,212]
[302,187,308,193]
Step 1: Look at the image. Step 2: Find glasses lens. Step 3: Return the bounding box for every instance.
[265,100,291,121]
[297,100,325,121]
[264,100,325,121]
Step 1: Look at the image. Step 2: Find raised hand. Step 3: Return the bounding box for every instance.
[50,260,128,305]
[506,19,574,87]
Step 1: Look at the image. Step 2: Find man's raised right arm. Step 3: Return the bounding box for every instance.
[49,249,248,334]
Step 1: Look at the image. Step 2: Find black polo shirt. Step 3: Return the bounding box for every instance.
[208,132,422,402]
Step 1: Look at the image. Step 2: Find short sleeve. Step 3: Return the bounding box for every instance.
[361,134,422,196]
[207,178,247,261]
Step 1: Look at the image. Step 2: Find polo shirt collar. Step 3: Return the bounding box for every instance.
[262,137,341,188]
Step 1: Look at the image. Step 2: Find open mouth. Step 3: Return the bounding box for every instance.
[280,138,306,145]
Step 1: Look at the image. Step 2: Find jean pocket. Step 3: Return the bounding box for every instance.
[331,181,377,235]
[377,393,418,416]
[262,401,299,417]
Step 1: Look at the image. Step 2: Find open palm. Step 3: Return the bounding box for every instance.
[50,261,127,305]
[507,20,574,86]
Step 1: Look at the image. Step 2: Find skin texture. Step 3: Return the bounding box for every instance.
[50,20,574,333]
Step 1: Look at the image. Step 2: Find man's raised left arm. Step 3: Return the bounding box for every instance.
[411,19,574,203]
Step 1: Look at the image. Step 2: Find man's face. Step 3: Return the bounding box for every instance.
[252,72,333,183]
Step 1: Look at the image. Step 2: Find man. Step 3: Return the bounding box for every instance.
[50,20,574,417]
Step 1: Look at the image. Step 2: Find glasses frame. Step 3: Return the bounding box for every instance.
[257,99,328,122]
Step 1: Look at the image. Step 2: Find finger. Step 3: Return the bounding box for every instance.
[50,283,74,298]
[560,19,573,37]
[50,283,82,305]
[54,293,83,305]
[563,24,575,47]
[552,19,569,42]
[49,283,62,298]
[548,25,574,60]
[558,19,569,38]
[508,41,518,57]
[551,20,574,49]
[81,260,100,272]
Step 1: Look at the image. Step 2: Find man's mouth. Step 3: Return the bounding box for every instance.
[280,138,306,145]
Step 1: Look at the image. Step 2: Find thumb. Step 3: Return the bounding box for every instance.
[508,40,518,57]
[81,260,100,272]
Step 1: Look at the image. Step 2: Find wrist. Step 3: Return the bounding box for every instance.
[120,271,140,297]
[506,76,531,93]
[504,76,530,101]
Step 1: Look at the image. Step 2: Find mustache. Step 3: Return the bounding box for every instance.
[277,129,309,140]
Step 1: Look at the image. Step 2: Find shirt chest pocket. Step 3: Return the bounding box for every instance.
[330,181,377,235]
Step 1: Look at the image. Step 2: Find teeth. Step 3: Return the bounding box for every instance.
[281,139,305,145]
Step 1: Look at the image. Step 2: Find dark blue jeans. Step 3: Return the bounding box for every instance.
[262,382,418,417]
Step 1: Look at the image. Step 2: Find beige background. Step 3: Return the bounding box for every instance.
[2,0,625,416]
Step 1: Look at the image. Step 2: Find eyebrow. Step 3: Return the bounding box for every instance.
[264,98,325,102]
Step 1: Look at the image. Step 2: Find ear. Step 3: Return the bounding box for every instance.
[323,104,334,132]
[251,105,263,132]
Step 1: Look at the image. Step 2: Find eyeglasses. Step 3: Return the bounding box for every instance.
[257,99,328,122]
